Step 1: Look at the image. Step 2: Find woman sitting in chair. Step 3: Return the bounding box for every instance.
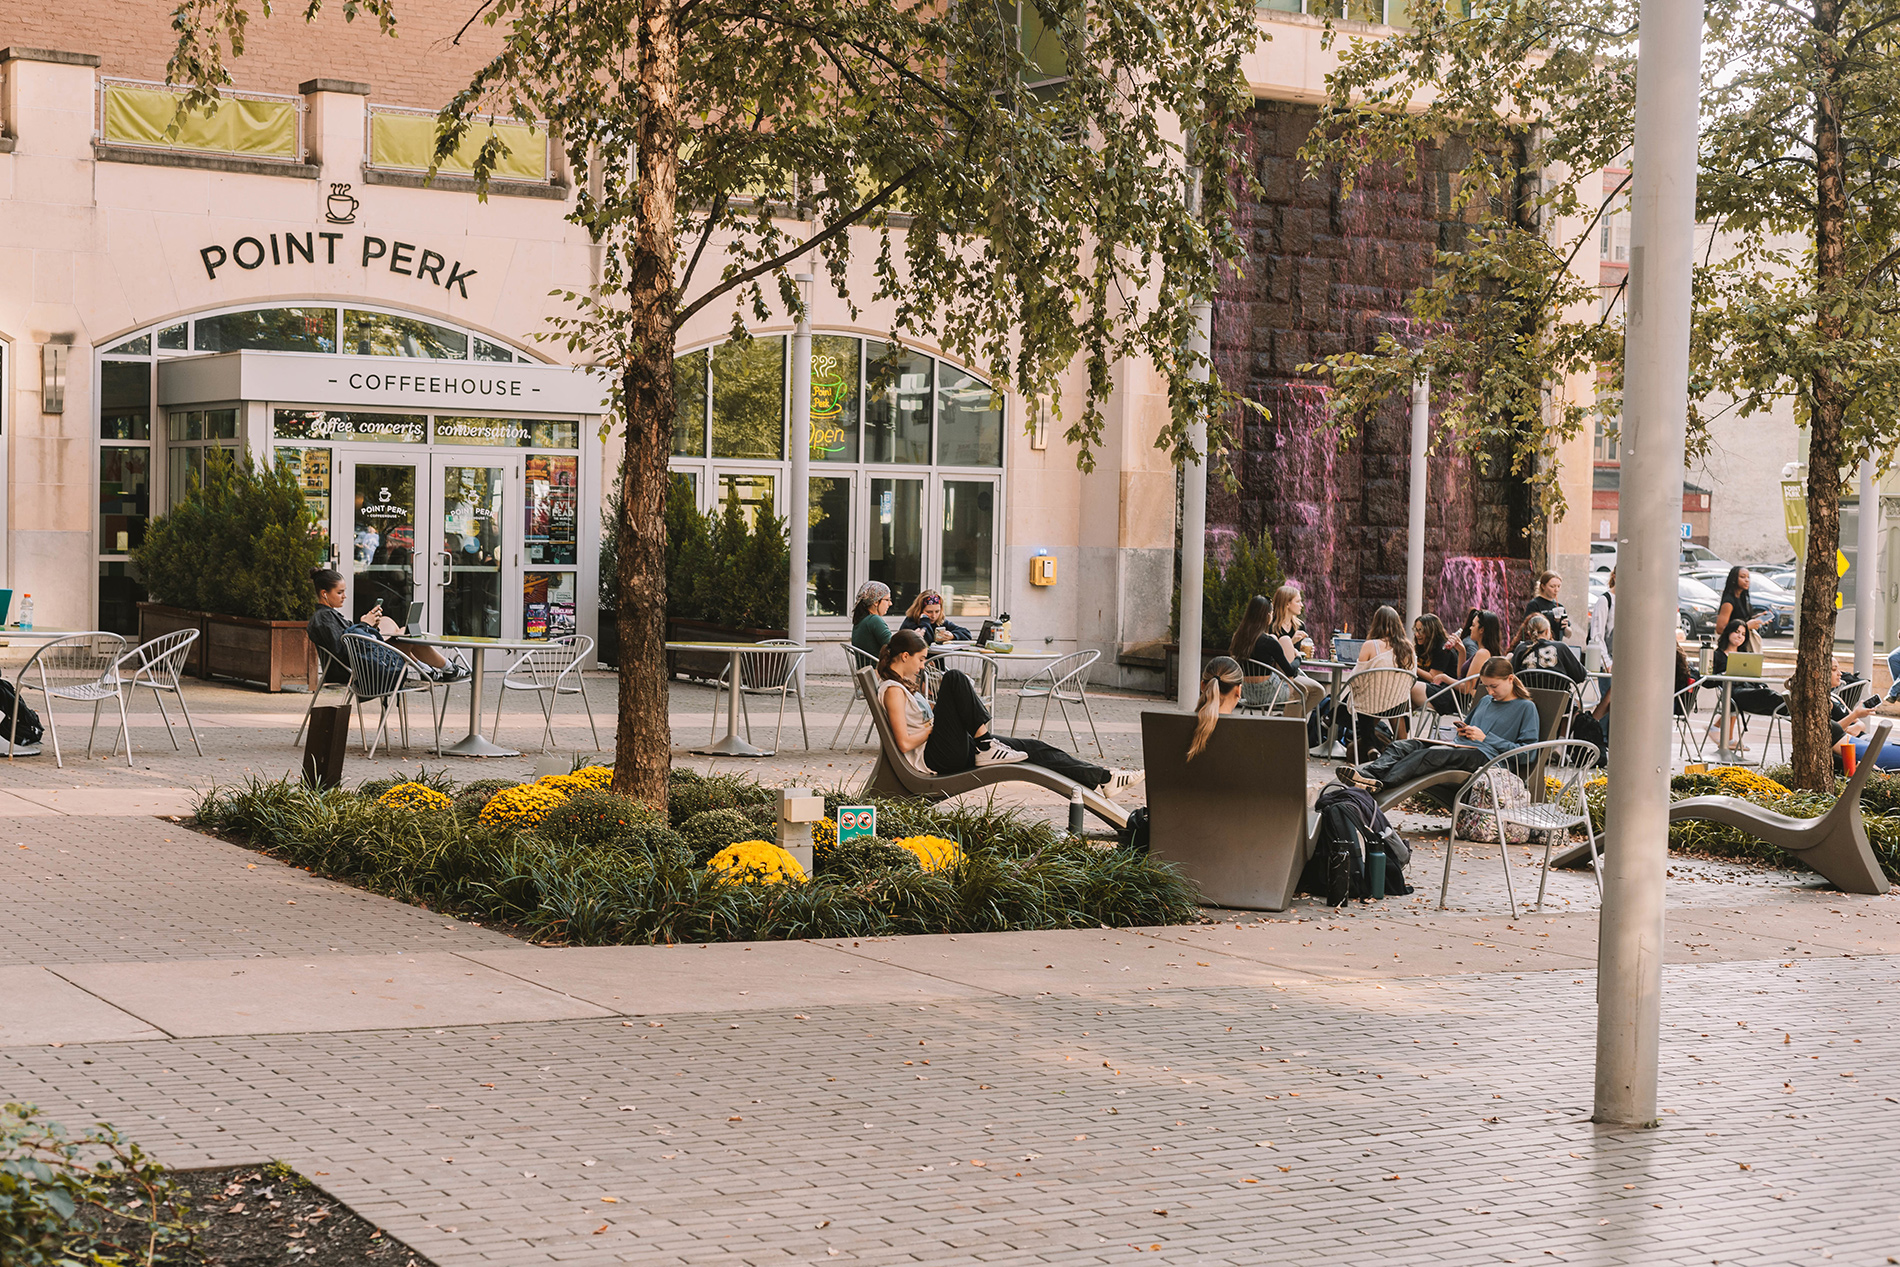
[878,629,1119,789]
[1706,618,1781,753]
[1339,656,1539,793]
[1508,613,1587,685]
[898,590,973,645]
[307,568,465,684]
[1410,613,1465,715]
[1187,657,1245,760]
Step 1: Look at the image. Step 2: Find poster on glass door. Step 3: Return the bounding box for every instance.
[525,454,579,565]
[524,572,577,640]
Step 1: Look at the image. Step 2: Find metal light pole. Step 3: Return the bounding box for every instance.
[1406,374,1430,627]
[1855,458,1876,681]
[1593,0,1703,1128]
[1178,298,1211,710]
[788,274,813,677]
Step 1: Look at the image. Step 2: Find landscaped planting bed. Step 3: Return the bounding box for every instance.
[193,767,1202,944]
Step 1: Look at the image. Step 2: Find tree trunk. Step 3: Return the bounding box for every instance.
[1791,0,1848,792]
[612,0,682,806]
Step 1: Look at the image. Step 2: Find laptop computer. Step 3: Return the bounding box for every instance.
[404,600,426,636]
[1725,651,1764,678]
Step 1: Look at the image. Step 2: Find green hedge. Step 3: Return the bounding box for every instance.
[193,769,1202,945]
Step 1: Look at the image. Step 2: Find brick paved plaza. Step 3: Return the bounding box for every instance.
[4,669,1899,1264]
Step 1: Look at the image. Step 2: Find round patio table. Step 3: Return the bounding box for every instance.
[926,644,1062,714]
[666,640,811,757]
[401,634,555,758]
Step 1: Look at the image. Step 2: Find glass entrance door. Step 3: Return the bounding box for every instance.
[434,454,515,639]
[868,476,925,613]
[348,460,420,626]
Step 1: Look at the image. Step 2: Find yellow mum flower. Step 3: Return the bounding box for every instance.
[1707,766,1789,798]
[892,834,963,872]
[707,840,806,886]
[812,817,837,852]
[536,773,592,797]
[377,781,452,812]
[570,765,615,789]
[479,782,571,828]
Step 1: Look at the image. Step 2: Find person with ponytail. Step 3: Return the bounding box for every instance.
[876,629,1121,789]
[1339,654,1539,793]
[1187,657,1244,761]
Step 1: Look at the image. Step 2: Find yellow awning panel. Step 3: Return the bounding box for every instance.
[369,112,547,182]
[102,84,298,159]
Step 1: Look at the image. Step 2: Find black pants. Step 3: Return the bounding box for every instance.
[925,670,1110,789]
[1358,738,1491,786]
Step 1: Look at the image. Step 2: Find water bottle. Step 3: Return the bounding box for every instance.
[18,594,32,630]
[1068,786,1085,836]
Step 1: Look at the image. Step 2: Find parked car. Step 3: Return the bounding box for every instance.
[1678,574,1720,638]
[1683,566,1796,635]
[1680,543,1729,571]
[1590,541,1617,573]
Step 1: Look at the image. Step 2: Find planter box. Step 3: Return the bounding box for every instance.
[136,604,209,677]
[665,617,788,682]
[204,613,318,692]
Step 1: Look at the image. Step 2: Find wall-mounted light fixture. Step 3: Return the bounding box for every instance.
[1029,395,1050,451]
[41,340,72,414]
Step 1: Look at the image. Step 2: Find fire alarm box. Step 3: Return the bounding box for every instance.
[1030,554,1057,586]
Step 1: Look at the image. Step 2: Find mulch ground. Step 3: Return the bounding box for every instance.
[84,1162,437,1266]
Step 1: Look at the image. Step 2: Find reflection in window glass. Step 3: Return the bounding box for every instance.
[100,447,151,555]
[344,310,469,359]
[936,367,1004,466]
[167,443,239,508]
[157,323,188,351]
[167,409,238,441]
[810,335,860,462]
[673,349,707,456]
[524,571,577,640]
[865,342,931,463]
[195,307,337,353]
[711,337,785,459]
[807,476,850,617]
[868,476,924,613]
[274,447,332,552]
[473,337,517,363]
[101,361,152,440]
[714,471,777,531]
[526,454,579,565]
[940,480,995,619]
[353,463,418,623]
[106,334,151,356]
[100,560,147,636]
[443,465,505,638]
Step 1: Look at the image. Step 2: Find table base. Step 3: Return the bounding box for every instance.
[692,735,774,758]
[439,733,520,759]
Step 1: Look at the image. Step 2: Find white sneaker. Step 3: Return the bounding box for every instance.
[976,741,1029,766]
[1108,769,1143,794]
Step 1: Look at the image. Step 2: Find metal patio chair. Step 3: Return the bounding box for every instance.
[493,634,601,754]
[1338,666,1415,762]
[1412,671,1478,742]
[342,631,449,758]
[292,644,352,746]
[1440,738,1602,918]
[1240,660,1301,717]
[111,628,204,757]
[1010,648,1104,757]
[829,643,880,749]
[708,639,811,753]
[1673,681,1709,764]
[11,633,129,768]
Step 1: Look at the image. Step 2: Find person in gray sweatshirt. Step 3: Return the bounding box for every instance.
[1341,655,1541,792]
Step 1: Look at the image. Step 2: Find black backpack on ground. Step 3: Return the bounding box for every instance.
[0,680,45,746]
[1299,785,1415,907]
[1116,806,1150,855]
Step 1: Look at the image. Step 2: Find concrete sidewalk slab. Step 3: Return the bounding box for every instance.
[820,929,1326,992]
[0,787,198,816]
[0,966,167,1045]
[462,940,998,1013]
[1135,919,1598,978]
[50,953,616,1038]
[1688,901,1900,954]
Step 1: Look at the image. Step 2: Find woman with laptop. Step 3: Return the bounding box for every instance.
[1707,618,1778,752]
[307,568,468,685]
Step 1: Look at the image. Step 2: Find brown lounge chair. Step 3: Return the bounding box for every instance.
[853,666,1129,829]
[1550,720,1893,896]
[1139,712,1310,911]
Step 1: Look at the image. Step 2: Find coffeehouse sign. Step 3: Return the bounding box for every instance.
[198,228,480,298]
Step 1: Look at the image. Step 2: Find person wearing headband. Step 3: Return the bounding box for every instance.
[899,590,973,644]
[851,581,895,656]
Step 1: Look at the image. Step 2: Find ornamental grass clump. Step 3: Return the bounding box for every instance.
[667,769,775,827]
[817,835,920,881]
[377,781,452,813]
[479,782,571,828]
[453,778,517,818]
[707,840,806,885]
[679,807,765,863]
[537,790,665,848]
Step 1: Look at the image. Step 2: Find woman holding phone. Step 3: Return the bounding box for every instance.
[307,569,466,683]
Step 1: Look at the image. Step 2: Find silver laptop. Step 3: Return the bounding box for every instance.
[404,600,426,636]
[1726,651,1764,678]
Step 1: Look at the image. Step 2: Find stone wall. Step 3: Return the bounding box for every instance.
[1209,101,1535,642]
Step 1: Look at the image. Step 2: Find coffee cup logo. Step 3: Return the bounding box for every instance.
[325,183,359,224]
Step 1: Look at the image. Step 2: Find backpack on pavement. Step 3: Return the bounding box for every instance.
[0,679,45,747]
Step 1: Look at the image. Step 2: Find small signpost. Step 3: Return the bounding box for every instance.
[837,805,877,844]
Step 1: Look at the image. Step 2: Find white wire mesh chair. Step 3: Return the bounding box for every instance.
[925,646,998,712]
[1673,681,1709,763]
[1411,672,1479,741]
[111,628,204,757]
[342,631,448,758]
[1515,667,1584,734]
[11,633,129,767]
[1339,667,1416,762]
[1440,738,1603,918]
[1758,685,1861,769]
[493,634,601,754]
[708,639,810,752]
[1239,660,1300,717]
[292,643,353,746]
[1009,648,1104,757]
[829,643,880,749]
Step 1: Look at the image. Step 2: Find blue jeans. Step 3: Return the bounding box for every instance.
[1887,646,1900,698]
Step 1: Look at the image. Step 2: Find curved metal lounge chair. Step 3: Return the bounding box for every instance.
[1365,686,1572,817]
[854,666,1128,830]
